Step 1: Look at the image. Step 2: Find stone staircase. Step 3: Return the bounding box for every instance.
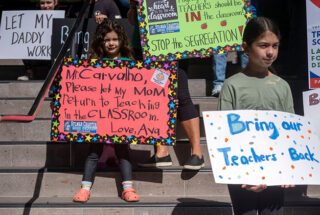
[0,78,320,215]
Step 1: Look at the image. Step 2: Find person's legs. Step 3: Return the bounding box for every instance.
[114,144,139,202]
[74,143,103,202]
[82,144,103,182]
[180,117,201,158]
[114,144,132,182]
[258,187,284,215]
[228,185,259,215]
[212,53,228,96]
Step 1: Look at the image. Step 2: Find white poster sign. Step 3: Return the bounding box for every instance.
[203,110,320,185]
[306,0,320,88]
[0,10,65,60]
[303,89,320,134]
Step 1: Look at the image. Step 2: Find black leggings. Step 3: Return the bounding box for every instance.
[177,69,199,121]
[82,144,132,182]
[228,185,284,215]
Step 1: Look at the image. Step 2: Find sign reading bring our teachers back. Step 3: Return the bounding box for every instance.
[203,110,320,185]
[51,59,178,145]
[138,0,252,60]
[0,10,65,60]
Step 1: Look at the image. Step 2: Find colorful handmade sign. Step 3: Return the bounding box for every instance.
[303,89,320,134]
[306,0,320,88]
[51,59,178,145]
[138,0,253,60]
[203,110,320,185]
[0,10,65,60]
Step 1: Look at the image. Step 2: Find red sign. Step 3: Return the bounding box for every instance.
[51,59,178,145]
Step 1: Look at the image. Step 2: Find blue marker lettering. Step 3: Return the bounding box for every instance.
[217,147,231,166]
[227,113,246,135]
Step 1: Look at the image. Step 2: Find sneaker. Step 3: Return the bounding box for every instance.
[211,84,222,97]
[138,154,172,167]
[183,155,204,170]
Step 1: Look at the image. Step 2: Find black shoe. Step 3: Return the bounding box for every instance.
[138,154,172,167]
[183,155,204,170]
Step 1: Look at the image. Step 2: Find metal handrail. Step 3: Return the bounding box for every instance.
[0,0,91,122]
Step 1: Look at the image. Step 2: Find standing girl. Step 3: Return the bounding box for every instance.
[218,17,294,215]
[73,19,139,202]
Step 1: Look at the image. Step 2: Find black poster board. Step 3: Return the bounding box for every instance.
[51,18,134,60]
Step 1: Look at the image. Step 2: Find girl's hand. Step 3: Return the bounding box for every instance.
[281,185,295,188]
[241,184,267,192]
[95,14,107,24]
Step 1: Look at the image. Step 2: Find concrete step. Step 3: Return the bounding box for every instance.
[0,171,319,214]
[0,79,207,98]
[0,196,232,215]
[0,170,229,198]
[0,197,320,215]
[0,117,207,141]
[0,141,211,169]
[0,97,218,119]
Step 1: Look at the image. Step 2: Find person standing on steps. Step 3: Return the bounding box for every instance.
[128,0,204,170]
[218,17,295,215]
[73,19,139,203]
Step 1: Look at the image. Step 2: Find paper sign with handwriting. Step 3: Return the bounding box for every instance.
[51,59,177,145]
[0,10,65,59]
[138,0,252,60]
[203,110,320,185]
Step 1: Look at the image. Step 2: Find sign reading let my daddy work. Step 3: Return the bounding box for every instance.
[0,10,65,60]
[51,59,178,145]
[138,0,252,60]
[203,110,320,185]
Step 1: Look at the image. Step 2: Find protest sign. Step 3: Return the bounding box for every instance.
[203,110,320,185]
[303,89,320,133]
[306,0,320,88]
[138,0,252,60]
[51,59,178,145]
[51,18,133,60]
[0,10,65,60]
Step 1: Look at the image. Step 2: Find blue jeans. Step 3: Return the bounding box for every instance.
[212,52,248,86]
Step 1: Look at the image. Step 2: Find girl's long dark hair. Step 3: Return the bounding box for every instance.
[89,19,134,59]
[243,17,280,73]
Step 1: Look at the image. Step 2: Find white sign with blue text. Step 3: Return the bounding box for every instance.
[203,110,320,185]
[0,10,65,60]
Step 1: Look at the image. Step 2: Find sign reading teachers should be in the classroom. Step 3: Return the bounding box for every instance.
[51,59,178,145]
[0,10,65,60]
[203,110,320,185]
[138,0,252,60]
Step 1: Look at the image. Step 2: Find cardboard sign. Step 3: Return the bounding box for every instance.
[0,10,65,60]
[138,0,252,60]
[306,0,320,88]
[51,59,178,145]
[303,89,320,133]
[203,110,320,185]
[51,18,134,60]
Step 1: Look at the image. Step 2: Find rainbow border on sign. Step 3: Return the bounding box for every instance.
[50,58,178,145]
